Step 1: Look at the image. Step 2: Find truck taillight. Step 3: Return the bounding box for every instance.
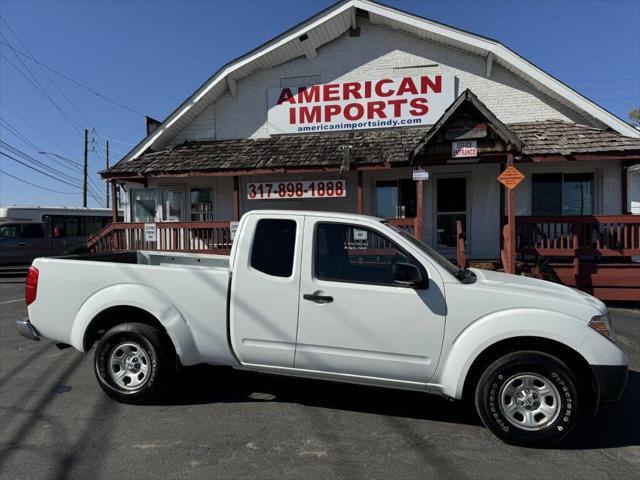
[25,266,39,306]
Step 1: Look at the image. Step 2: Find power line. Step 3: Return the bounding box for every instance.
[0,49,83,135]
[0,140,84,184]
[0,99,77,159]
[0,168,81,194]
[0,118,81,172]
[0,150,83,189]
[0,37,146,118]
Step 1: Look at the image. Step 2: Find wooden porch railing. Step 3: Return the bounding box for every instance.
[385,218,415,237]
[513,215,640,301]
[515,215,640,257]
[88,221,233,254]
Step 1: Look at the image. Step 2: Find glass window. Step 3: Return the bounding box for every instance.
[21,224,44,239]
[191,189,214,221]
[436,177,467,249]
[532,173,562,215]
[0,224,20,239]
[375,180,416,218]
[162,190,184,221]
[250,219,296,277]
[132,189,157,222]
[315,223,418,286]
[563,173,593,215]
[532,173,593,215]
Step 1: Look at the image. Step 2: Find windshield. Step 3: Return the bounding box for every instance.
[383,223,463,280]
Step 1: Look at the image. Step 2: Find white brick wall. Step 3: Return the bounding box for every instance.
[168,19,587,144]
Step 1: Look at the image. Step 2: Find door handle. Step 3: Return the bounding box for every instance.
[303,293,334,303]
[17,242,27,246]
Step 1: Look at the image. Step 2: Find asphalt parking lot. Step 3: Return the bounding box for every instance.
[0,277,638,480]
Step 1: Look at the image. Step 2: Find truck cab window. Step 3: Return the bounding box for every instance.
[250,219,296,277]
[315,223,418,286]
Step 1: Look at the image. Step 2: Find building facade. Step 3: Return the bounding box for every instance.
[97,0,640,300]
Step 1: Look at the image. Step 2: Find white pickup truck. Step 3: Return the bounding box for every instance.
[18,210,627,447]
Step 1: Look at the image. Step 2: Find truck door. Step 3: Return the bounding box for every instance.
[229,214,304,368]
[295,219,447,384]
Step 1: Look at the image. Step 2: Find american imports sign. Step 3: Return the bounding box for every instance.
[267,74,455,135]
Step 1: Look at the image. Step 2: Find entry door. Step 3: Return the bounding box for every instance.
[435,177,468,250]
[295,219,447,384]
[230,214,304,368]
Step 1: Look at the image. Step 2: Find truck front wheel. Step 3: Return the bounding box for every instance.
[474,351,580,447]
[94,323,173,403]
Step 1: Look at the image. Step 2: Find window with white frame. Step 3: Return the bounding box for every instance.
[162,189,184,221]
[190,189,214,221]
[131,189,157,222]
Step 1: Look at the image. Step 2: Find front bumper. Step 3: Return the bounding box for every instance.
[593,364,628,405]
[16,317,40,341]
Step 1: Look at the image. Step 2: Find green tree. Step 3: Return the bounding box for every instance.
[630,108,640,126]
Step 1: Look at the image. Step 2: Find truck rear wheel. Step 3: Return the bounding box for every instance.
[94,323,173,403]
[474,351,580,447]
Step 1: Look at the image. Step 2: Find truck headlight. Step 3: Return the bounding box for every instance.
[589,314,615,342]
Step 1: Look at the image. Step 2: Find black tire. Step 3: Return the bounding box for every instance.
[94,322,174,404]
[474,351,580,447]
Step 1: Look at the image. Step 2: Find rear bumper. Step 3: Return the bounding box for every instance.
[16,317,40,341]
[593,364,628,405]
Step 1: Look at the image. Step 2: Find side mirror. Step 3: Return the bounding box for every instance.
[392,262,428,289]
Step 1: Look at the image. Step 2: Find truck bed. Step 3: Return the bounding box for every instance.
[28,250,234,366]
[59,250,231,269]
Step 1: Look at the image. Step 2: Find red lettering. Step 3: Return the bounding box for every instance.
[297,85,320,104]
[324,104,342,121]
[396,77,418,96]
[367,101,387,119]
[374,79,394,97]
[343,82,362,100]
[344,103,365,120]
[387,98,407,117]
[289,108,296,124]
[277,88,296,105]
[323,83,340,101]
[420,75,442,94]
[299,106,321,123]
[364,80,372,98]
[409,98,429,116]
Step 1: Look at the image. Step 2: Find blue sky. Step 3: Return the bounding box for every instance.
[0,0,638,208]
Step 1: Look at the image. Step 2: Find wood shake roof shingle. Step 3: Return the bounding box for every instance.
[103,120,640,178]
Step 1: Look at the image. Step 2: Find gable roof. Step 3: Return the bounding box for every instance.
[115,0,639,169]
[411,89,524,162]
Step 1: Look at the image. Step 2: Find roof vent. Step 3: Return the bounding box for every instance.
[299,33,309,42]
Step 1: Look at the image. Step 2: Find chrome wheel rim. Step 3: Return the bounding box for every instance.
[499,373,561,431]
[108,342,150,391]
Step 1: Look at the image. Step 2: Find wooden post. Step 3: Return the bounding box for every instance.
[357,170,363,215]
[415,180,424,240]
[456,219,466,268]
[505,153,516,274]
[233,176,240,221]
[83,129,88,207]
[621,162,628,214]
[105,141,110,208]
[110,181,118,223]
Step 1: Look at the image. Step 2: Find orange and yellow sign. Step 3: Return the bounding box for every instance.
[498,166,525,190]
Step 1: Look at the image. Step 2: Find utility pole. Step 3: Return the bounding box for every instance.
[83,128,88,207]
[105,140,110,208]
